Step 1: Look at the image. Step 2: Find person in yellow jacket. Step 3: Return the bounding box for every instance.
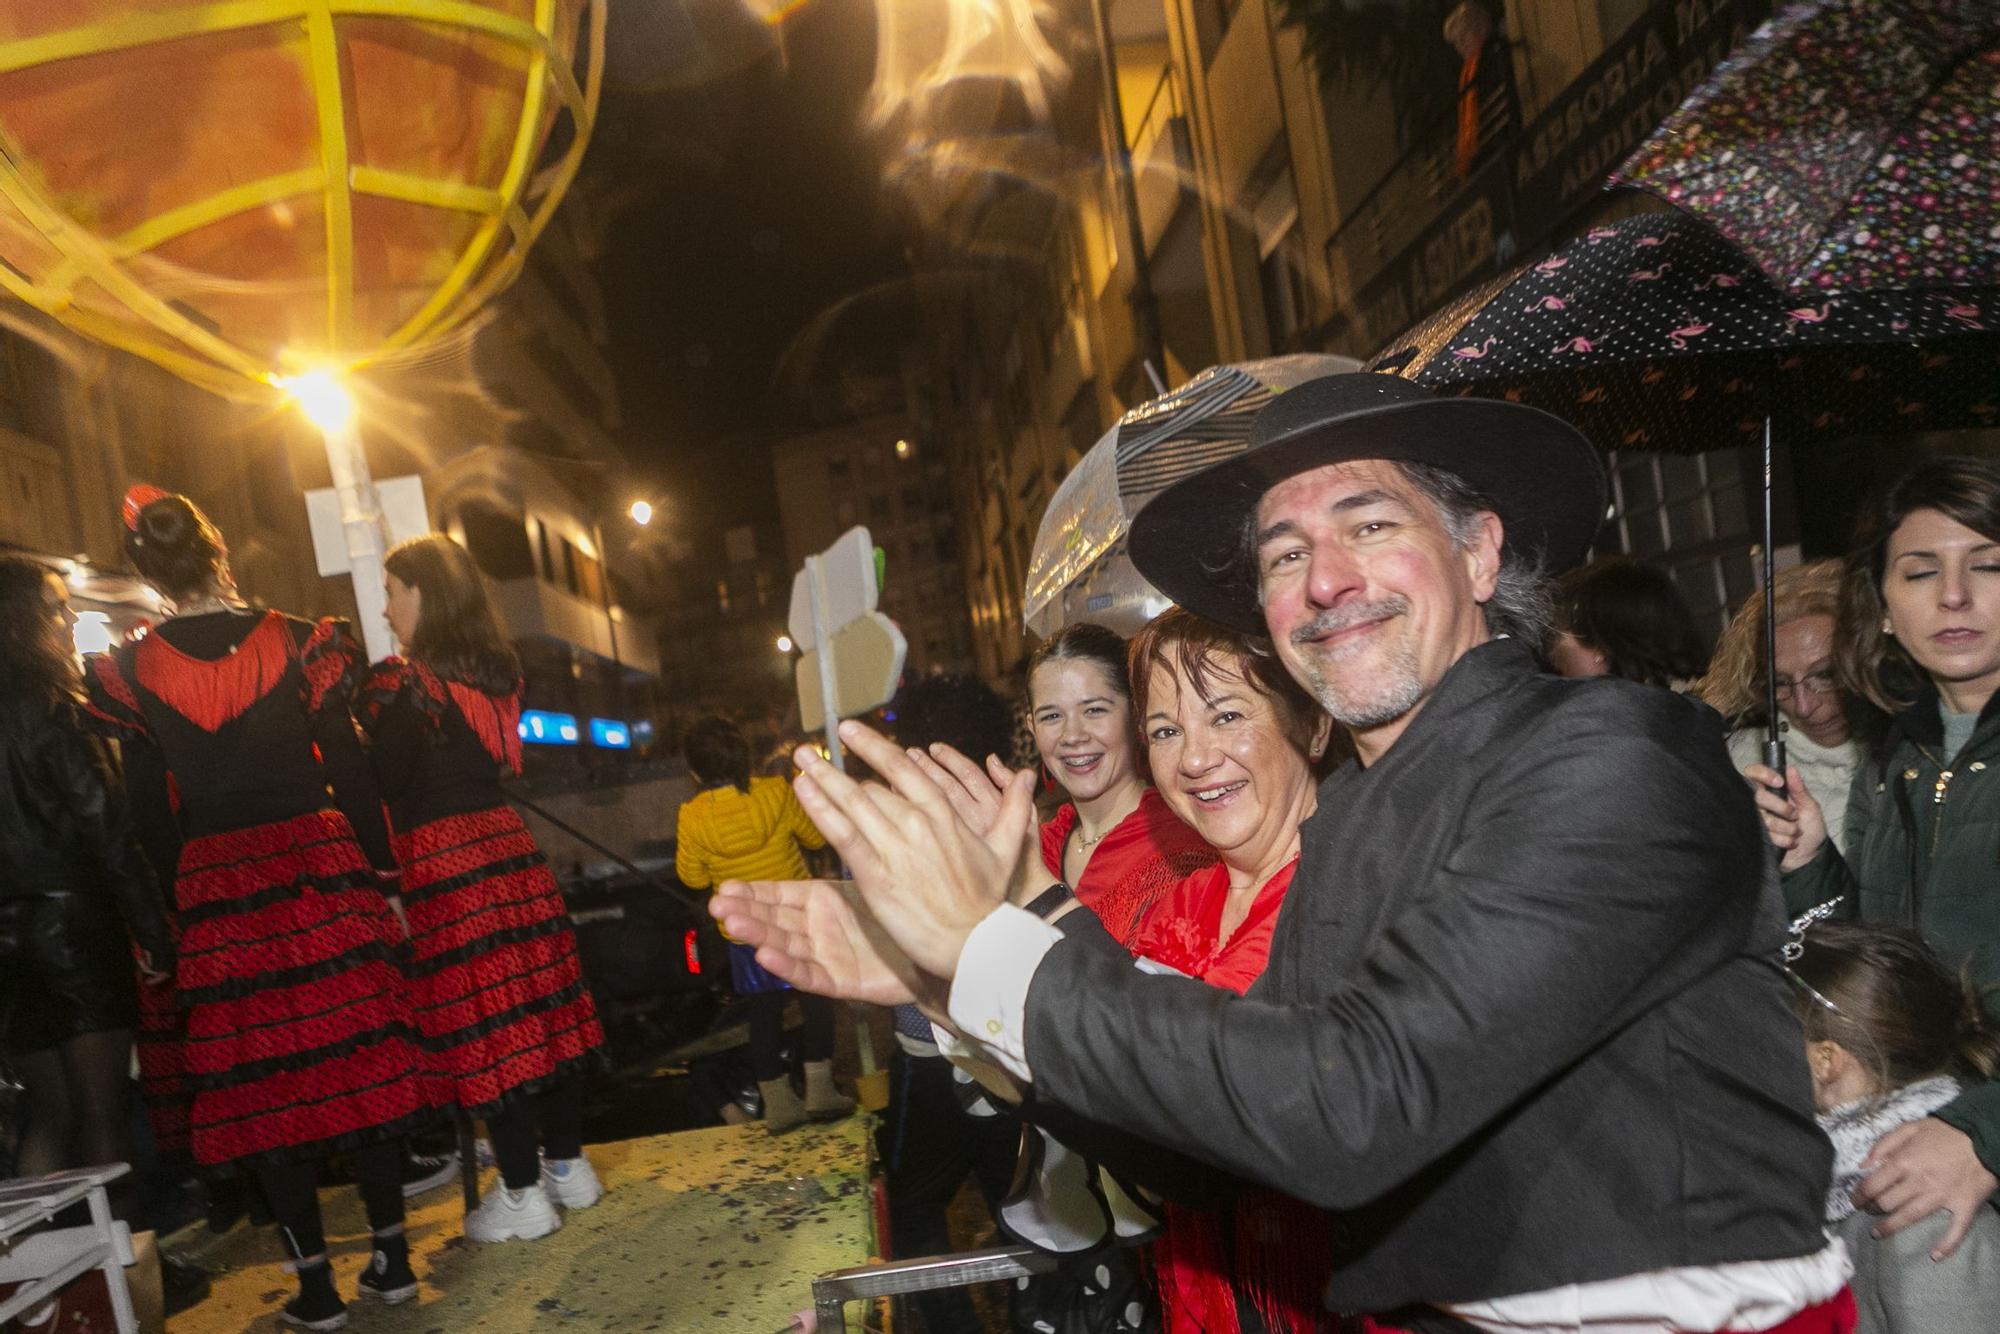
[676,716,853,1131]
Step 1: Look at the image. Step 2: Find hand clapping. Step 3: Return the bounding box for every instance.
[736,720,1037,982]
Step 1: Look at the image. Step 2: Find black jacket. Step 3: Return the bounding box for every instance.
[1019,640,1829,1312]
[0,690,174,966]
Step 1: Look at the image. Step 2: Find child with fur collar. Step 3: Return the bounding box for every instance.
[1792,922,2000,1334]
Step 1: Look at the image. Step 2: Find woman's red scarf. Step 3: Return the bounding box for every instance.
[1039,788,1217,946]
[1130,859,1337,1334]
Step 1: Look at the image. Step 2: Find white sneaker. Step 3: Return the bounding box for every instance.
[540,1154,604,1210]
[463,1183,561,1243]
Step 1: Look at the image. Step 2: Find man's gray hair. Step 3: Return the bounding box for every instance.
[1396,462,1555,651]
[1237,460,1556,652]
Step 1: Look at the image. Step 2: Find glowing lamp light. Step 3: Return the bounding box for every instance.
[0,1,606,399]
[894,438,913,459]
[776,634,794,654]
[629,500,654,526]
[589,718,631,749]
[276,369,355,434]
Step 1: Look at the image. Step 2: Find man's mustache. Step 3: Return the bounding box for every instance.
[1290,598,1408,646]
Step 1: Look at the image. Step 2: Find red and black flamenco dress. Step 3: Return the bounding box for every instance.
[82,610,439,1172]
[359,658,604,1117]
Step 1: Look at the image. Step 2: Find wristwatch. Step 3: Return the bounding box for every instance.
[1024,882,1074,919]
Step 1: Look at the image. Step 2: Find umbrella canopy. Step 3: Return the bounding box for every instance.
[1613,0,1998,292]
[1366,211,2000,453]
[1022,354,1357,638]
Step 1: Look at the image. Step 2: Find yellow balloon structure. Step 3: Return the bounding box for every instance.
[0,1,605,399]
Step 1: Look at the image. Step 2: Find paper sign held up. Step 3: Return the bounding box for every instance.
[787,526,878,651]
[797,612,907,733]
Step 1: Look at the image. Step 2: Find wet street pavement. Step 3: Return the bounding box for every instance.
[164,1119,872,1333]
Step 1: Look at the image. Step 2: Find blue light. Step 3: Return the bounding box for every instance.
[520,710,580,746]
[590,718,631,749]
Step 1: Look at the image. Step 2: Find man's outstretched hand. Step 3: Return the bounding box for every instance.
[791,719,1037,979]
[1856,1116,2000,1260]
[709,878,932,1008]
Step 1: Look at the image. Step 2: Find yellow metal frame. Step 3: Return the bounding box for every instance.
[0,0,606,399]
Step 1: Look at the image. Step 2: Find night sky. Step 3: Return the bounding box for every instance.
[579,0,910,542]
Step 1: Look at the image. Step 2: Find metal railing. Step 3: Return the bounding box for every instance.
[809,1244,1062,1332]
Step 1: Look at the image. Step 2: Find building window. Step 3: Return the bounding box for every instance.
[1248,147,1307,351]
[1192,0,1243,68]
[532,517,555,582]
[461,505,536,580]
[559,537,604,605]
[1598,448,1756,640]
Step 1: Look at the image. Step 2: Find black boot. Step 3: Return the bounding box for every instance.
[356,1231,418,1305]
[160,1255,212,1317]
[280,1258,347,1331]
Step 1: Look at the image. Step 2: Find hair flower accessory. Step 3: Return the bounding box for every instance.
[122,484,169,532]
[1783,896,1846,964]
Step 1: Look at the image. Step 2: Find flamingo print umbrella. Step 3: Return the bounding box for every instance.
[1368,207,1998,776]
[1367,211,1999,454]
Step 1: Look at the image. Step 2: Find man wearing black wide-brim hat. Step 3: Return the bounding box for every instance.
[713,375,1852,1331]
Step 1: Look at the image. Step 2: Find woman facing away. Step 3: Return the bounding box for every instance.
[362,535,608,1245]
[1753,456,2000,1263]
[0,556,174,1204]
[1546,555,1711,688]
[1698,559,1870,854]
[1789,921,2000,1333]
[676,715,853,1133]
[83,490,435,1332]
[1027,623,1217,947]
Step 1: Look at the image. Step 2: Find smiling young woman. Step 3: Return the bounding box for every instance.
[1026,623,1215,945]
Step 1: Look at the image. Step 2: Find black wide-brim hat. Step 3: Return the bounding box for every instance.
[1127,373,1607,634]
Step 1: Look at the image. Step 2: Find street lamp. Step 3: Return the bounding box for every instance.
[776,634,794,654]
[629,499,654,526]
[276,368,393,663]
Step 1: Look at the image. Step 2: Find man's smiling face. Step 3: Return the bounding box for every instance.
[1253,459,1500,748]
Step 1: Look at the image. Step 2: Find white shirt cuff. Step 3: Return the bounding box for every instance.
[932,903,1064,1083]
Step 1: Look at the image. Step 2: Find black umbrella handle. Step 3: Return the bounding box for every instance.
[1760,416,1786,799]
[1763,736,1788,799]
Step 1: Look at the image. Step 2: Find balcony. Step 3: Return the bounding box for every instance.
[490,575,660,679]
[1128,64,1189,255]
[1317,0,1770,357]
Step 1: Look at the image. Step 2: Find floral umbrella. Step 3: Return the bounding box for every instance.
[1366,211,1999,452]
[1613,0,1998,292]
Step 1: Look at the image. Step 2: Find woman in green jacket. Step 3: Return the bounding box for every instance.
[1751,455,2000,1263]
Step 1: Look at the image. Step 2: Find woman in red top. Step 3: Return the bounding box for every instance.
[1027,623,1215,946]
[1124,608,1335,1334]
[363,536,606,1246]
[84,491,435,1331]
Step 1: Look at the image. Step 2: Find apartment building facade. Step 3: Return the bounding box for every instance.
[909,0,1778,678]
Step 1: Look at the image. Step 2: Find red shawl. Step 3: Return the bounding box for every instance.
[1039,788,1217,947]
[1129,856,1336,1334]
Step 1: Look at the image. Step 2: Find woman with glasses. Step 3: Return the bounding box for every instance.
[1698,560,1870,853]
